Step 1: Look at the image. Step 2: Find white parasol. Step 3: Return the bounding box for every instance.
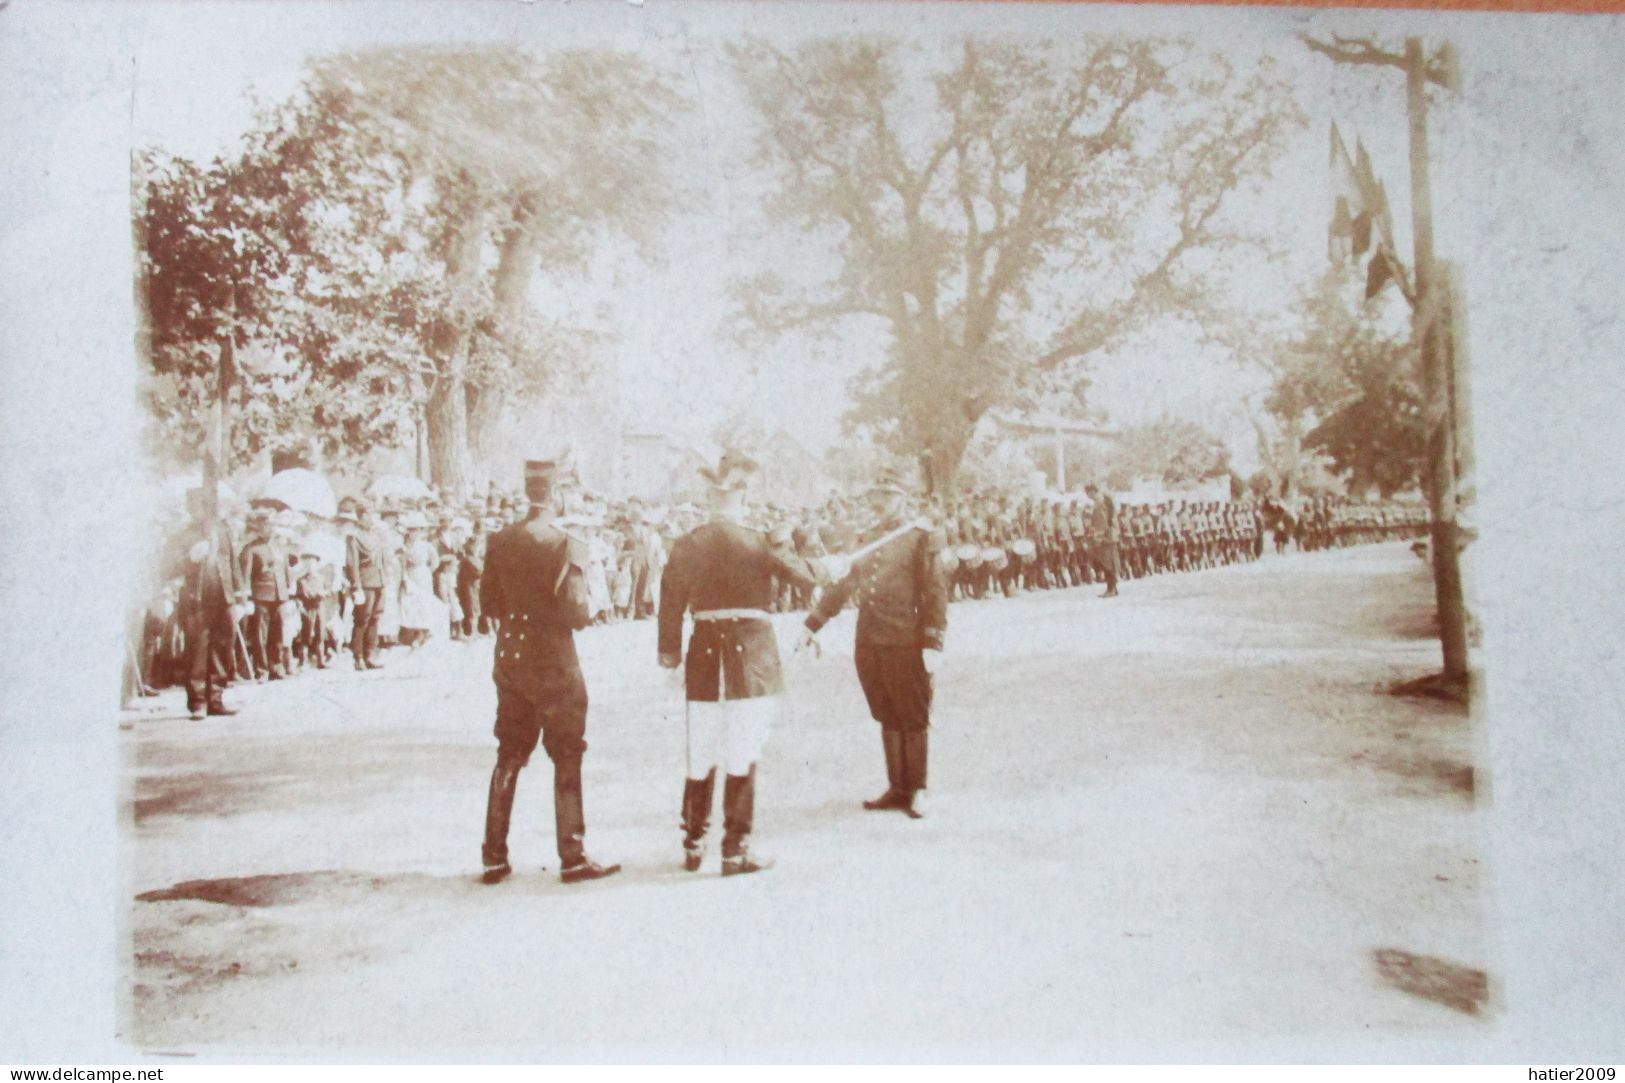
[257,468,338,518]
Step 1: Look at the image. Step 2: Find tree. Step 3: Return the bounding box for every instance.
[134,134,421,473]
[1107,416,1230,490]
[293,46,684,494]
[135,46,684,493]
[730,35,1304,488]
[1265,269,1422,498]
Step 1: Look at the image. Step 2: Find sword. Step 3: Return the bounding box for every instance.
[817,518,931,583]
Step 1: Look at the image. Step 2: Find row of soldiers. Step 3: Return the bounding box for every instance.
[475,456,1431,886]
[139,469,1427,721]
[746,491,1430,611]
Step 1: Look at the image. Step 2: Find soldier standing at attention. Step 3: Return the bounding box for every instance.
[342,498,388,671]
[1085,483,1120,598]
[478,460,619,886]
[800,468,949,820]
[657,451,822,876]
[170,487,247,720]
[240,508,292,681]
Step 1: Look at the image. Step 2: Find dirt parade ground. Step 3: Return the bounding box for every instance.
[121,541,1487,1058]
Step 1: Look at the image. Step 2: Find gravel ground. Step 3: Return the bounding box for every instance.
[120,541,1487,1060]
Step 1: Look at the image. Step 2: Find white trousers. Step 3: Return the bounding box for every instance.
[685,695,777,779]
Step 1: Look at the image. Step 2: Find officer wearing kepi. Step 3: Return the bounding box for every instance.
[800,467,949,819]
[478,460,619,886]
[658,450,822,876]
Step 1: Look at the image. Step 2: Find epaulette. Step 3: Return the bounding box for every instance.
[557,527,590,563]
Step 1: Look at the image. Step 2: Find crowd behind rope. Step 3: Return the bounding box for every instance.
[124,476,1429,713]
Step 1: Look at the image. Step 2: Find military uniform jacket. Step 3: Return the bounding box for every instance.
[1089,496,1118,543]
[346,527,389,591]
[457,532,487,587]
[658,518,818,702]
[169,522,244,620]
[805,520,949,651]
[240,538,292,604]
[480,518,592,706]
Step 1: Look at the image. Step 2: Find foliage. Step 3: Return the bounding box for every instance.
[1266,270,1422,498]
[1105,416,1231,491]
[730,34,1305,485]
[135,46,684,490]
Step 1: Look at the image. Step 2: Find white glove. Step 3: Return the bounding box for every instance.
[232,602,254,621]
[796,628,821,657]
[922,648,943,675]
[188,540,211,562]
[663,662,685,690]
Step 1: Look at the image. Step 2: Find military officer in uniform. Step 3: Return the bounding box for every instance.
[801,467,949,819]
[170,487,247,720]
[342,498,387,671]
[1085,483,1120,598]
[657,450,822,876]
[239,508,293,680]
[478,460,619,886]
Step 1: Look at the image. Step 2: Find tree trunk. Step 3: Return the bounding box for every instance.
[427,362,470,498]
[464,190,544,485]
[422,186,487,500]
[466,381,503,484]
[922,417,976,498]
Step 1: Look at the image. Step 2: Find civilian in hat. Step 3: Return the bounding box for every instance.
[658,450,822,875]
[397,512,442,649]
[375,502,405,649]
[800,466,949,819]
[240,507,293,681]
[293,549,331,670]
[457,516,490,639]
[478,460,619,885]
[433,513,465,640]
[1084,483,1120,598]
[168,487,247,719]
[343,498,388,670]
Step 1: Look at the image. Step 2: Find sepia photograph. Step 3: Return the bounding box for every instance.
[2,0,1623,1066]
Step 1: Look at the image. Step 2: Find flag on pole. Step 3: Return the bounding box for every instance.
[1329,123,1402,302]
[1328,123,1366,264]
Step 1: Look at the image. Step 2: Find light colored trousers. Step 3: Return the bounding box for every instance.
[686,695,777,779]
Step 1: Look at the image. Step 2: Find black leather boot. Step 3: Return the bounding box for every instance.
[902,730,929,819]
[863,730,908,810]
[681,770,716,872]
[481,756,522,883]
[555,757,620,884]
[721,766,772,876]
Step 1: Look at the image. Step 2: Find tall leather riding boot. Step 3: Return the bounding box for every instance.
[863,730,908,810]
[901,730,929,819]
[481,757,522,882]
[721,766,772,876]
[555,757,620,883]
[681,769,716,871]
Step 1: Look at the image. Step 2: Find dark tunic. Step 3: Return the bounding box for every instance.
[480,518,592,765]
[804,521,949,651]
[803,519,950,732]
[657,518,818,702]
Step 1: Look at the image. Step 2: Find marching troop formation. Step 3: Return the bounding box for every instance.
[132,454,1427,884]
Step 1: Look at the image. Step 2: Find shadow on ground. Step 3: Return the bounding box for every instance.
[1372,948,1490,1015]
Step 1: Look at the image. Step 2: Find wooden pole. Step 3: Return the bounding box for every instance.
[1406,38,1470,684]
[203,287,235,527]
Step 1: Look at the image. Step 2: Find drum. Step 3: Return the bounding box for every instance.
[1010,538,1037,559]
[956,543,983,567]
[936,547,959,575]
[982,546,1007,571]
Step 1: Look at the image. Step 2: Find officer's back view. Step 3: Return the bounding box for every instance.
[479,460,619,886]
